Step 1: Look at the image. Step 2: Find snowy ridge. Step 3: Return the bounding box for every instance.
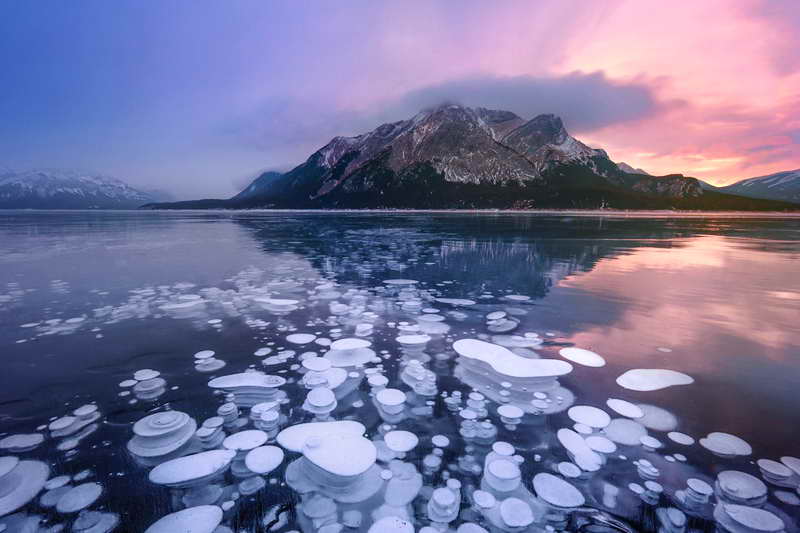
[720,169,800,204]
[0,168,158,209]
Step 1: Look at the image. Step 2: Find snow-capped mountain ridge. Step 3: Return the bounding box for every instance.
[225,103,712,208]
[0,168,160,209]
[718,169,800,203]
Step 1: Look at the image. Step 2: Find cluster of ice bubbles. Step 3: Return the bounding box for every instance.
[2,274,799,533]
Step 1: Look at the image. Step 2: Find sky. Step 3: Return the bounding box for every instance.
[0,0,798,199]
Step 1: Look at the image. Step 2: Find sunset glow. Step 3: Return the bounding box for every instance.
[0,0,798,196]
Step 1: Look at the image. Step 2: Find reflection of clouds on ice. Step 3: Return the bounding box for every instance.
[1,214,799,532]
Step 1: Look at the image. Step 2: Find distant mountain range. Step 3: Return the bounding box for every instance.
[0,169,171,209]
[147,104,798,211]
[712,169,800,204]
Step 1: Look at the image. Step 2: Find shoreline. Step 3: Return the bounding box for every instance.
[3,208,800,218]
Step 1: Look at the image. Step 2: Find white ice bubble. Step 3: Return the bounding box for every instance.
[715,504,784,533]
[616,368,694,391]
[603,418,648,446]
[567,406,611,429]
[368,516,415,533]
[223,430,268,452]
[700,432,752,458]
[606,399,644,419]
[55,482,102,513]
[384,431,419,453]
[559,347,606,368]
[144,505,223,533]
[133,369,160,381]
[287,333,317,345]
[533,472,586,508]
[499,497,533,528]
[244,446,284,475]
[148,450,235,487]
[435,298,476,306]
[302,433,376,477]
[0,433,44,452]
[127,411,197,458]
[668,432,695,446]
[0,459,49,516]
[276,420,365,452]
[453,339,572,378]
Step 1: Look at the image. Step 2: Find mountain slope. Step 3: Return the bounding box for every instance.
[718,169,800,204]
[228,104,711,209]
[0,169,160,209]
[146,104,798,211]
[617,162,650,175]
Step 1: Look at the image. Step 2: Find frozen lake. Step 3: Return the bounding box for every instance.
[0,210,799,532]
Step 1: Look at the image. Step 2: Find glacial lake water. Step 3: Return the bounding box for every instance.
[0,210,799,532]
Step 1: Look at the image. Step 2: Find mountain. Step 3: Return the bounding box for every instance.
[617,162,650,175]
[231,171,284,202]
[146,104,798,211]
[0,169,160,209]
[717,169,800,204]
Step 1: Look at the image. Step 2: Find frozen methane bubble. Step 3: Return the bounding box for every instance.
[586,436,617,454]
[700,432,752,458]
[72,510,119,533]
[223,430,268,452]
[144,505,223,533]
[302,433,376,476]
[376,388,407,415]
[559,347,606,367]
[286,333,317,345]
[497,404,524,422]
[384,431,419,453]
[244,446,284,475]
[368,516,415,533]
[716,471,767,506]
[432,435,450,448]
[780,456,800,476]
[396,334,431,346]
[148,450,236,488]
[0,458,49,516]
[133,369,160,381]
[302,387,337,416]
[756,459,794,485]
[127,411,197,458]
[557,428,603,472]
[207,372,286,407]
[325,338,375,367]
[499,497,534,528]
[668,432,696,446]
[533,472,586,508]
[0,433,44,452]
[616,369,694,391]
[435,298,476,306]
[302,357,331,372]
[276,420,366,452]
[603,418,648,446]
[713,504,785,533]
[484,458,521,492]
[452,339,572,378]
[567,405,611,429]
[55,482,102,513]
[606,399,644,419]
